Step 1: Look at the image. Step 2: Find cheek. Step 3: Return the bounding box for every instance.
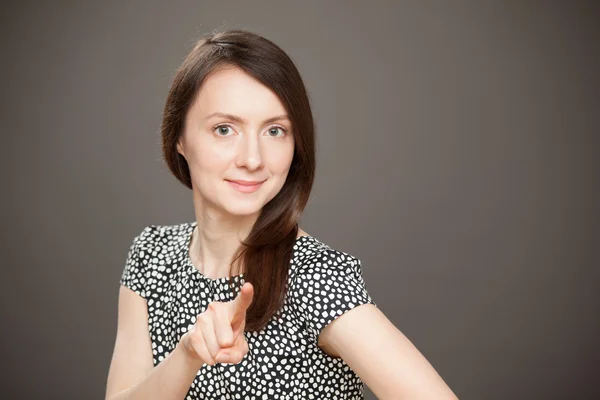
[268,143,295,173]
[191,143,232,172]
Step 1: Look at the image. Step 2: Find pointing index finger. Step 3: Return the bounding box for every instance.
[230,282,254,324]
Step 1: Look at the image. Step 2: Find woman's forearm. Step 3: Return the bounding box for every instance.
[108,335,203,400]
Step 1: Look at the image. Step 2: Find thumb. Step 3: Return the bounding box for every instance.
[230,282,254,325]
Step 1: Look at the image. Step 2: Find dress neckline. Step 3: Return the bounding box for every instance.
[183,221,315,283]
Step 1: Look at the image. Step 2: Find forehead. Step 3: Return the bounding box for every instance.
[193,66,287,118]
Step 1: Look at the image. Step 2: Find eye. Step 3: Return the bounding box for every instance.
[266,126,287,137]
[214,124,235,137]
[213,124,288,137]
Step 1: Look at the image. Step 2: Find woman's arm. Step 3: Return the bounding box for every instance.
[105,285,204,400]
[318,303,459,400]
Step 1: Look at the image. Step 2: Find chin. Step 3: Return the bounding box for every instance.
[222,202,264,217]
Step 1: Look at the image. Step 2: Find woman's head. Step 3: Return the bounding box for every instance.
[161,30,316,330]
[176,65,295,217]
[162,30,315,221]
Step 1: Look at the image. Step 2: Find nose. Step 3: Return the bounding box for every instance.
[234,133,264,171]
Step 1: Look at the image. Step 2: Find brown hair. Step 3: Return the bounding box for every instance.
[161,29,316,331]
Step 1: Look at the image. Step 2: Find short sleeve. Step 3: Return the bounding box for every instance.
[289,251,377,342]
[119,226,151,299]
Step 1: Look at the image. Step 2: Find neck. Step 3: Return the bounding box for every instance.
[189,203,260,280]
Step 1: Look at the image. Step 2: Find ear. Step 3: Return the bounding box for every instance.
[176,140,185,157]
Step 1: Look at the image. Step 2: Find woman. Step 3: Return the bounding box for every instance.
[106,29,458,400]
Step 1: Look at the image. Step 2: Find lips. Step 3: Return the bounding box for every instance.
[225,179,266,186]
[225,179,266,194]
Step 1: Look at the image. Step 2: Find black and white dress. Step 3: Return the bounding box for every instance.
[120,221,377,399]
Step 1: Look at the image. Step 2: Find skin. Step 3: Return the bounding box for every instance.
[319,304,459,399]
[176,64,297,280]
[106,65,458,399]
[182,282,255,366]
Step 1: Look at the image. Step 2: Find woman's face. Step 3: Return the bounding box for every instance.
[177,65,295,217]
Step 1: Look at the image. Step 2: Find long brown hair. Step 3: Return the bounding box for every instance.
[161,29,316,331]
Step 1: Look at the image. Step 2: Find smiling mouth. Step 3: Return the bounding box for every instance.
[225,179,266,185]
[225,179,265,193]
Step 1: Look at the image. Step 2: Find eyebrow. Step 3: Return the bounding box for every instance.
[205,112,290,125]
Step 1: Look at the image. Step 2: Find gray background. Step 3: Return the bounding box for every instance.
[1,1,599,399]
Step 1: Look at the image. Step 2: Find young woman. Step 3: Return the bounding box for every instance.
[106,29,458,400]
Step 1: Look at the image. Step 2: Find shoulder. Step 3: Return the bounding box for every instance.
[129,221,192,249]
[287,236,375,339]
[124,222,193,266]
[120,222,194,298]
[288,236,370,306]
[291,236,364,280]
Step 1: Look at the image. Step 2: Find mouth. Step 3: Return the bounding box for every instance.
[225,179,266,193]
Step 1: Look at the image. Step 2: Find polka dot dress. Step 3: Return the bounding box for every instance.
[120,221,377,399]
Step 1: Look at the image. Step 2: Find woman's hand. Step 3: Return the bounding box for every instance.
[182,282,254,366]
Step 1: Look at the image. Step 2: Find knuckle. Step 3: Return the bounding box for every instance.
[197,313,210,327]
[217,329,234,345]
